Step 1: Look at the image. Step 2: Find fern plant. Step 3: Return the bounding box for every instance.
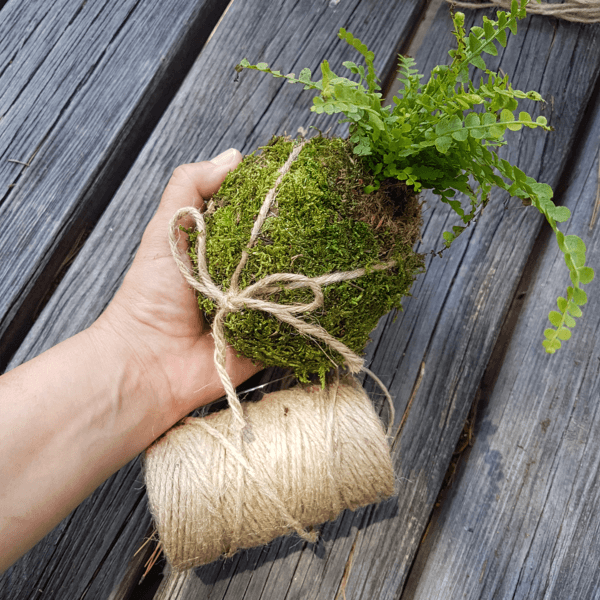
[237,0,593,353]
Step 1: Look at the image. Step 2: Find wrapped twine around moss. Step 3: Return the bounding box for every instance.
[144,140,398,570]
[445,0,600,23]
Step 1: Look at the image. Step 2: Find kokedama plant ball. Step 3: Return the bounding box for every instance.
[189,136,424,382]
[181,0,594,387]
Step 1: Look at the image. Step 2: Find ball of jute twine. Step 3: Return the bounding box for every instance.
[444,0,600,23]
[144,139,398,569]
[144,376,395,570]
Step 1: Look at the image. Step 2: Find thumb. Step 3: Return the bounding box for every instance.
[142,149,242,255]
[157,148,242,218]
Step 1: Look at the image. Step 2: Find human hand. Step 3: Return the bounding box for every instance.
[92,149,261,426]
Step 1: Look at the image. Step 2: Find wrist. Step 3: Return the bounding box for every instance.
[85,318,175,447]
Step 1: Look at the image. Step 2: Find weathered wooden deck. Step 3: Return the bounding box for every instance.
[1,1,599,598]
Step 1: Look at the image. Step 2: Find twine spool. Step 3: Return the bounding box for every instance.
[144,139,399,570]
[445,0,600,23]
[144,377,394,570]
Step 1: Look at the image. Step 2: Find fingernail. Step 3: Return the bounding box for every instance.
[210,148,238,166]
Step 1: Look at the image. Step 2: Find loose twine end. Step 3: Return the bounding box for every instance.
[444,0,600,23]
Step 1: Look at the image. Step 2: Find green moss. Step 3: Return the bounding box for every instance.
[189,135,424,382]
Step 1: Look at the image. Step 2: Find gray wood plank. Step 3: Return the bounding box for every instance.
[7,3,600,600]
[1,1,427,598]
[400,77,600,600]
[100,7,600,600]
[334,10,600,600]
[0,0,230,372]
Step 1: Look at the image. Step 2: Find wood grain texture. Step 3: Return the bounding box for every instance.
[1,1,427,598]
[84,6,600,598]
[5,3,599,600]
[401,79,600,600]
[289,9,599,599]
[0,0,230,372]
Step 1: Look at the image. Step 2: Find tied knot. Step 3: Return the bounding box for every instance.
[221,293,240,313]
[216,272,324,317]
[168,202,365,425]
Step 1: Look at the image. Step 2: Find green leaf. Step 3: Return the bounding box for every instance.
[470,55,487,70]
[466,93,484,104]
[548,311,563,327]
[483,19,495,39]
[452,127,469,141]
[572,287,588,305]
[565,313,576,328]
[481,112,496,126]
[568,302,583,318]
[526,91,543,101]
[489,124,505,138]
[484,41,498,56]
[470,127,486,140]
[567,287,587,306]
[557,297,568,312]
[564,235,585,253]
[513,166,527,184]
[501,107,522,131]
[443,231,455,245]
[506,97,519,112]
[543,337,561,353]
[519,111,534,127]
[469,32,482,53]
[298,68,312,84]
[557,327,572,341]
[369,111,385,131]
[449,114,462,130]
[435,135,452,153]
[530,182,553,201]
[465,113,481,128]
[578,266,595,284]
[465,112,486,139]
[497,29,508,47]
[536,115,548,126]
[500,159,514,179]
[436,116,458,136]
[547,206,571,222]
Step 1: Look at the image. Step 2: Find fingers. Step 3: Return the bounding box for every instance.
[141,149,242,257]
[158,149,242,217]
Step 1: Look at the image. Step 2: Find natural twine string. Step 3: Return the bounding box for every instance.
[145,139,399,569]
[144,377,395,570]
[444,0,600,23]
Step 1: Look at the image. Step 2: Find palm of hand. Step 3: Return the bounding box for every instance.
[96,156,260,422]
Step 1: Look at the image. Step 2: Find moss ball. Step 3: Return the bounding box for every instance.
[189,135,424,382]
